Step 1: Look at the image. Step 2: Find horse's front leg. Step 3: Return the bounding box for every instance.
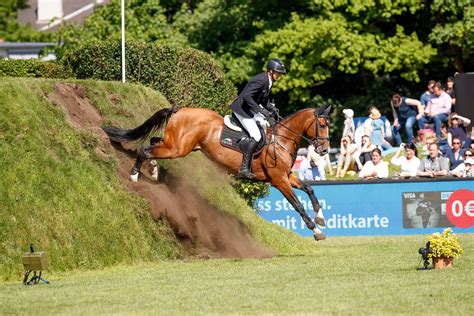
[289,174,325,227]
[272,178,326,241]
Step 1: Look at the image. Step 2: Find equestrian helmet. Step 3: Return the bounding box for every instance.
[267,58,287,74]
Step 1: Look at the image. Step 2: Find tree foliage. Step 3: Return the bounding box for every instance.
[56,0,187,58]
[0,0,52,42]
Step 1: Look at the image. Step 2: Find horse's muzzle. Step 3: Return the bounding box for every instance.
[316,146,328,156]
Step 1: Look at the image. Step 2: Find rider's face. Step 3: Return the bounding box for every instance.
[270,71,283,81]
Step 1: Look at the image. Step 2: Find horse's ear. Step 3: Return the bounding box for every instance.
[323,105,332,116]
[315,106,325,115]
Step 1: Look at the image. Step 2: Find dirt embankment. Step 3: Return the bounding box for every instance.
[48,83,273,259]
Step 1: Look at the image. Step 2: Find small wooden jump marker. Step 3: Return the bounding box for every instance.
[22,245,49,285]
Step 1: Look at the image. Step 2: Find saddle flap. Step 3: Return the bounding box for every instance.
[224,115,243,132]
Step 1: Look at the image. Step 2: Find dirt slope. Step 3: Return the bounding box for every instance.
[49,83,274,259]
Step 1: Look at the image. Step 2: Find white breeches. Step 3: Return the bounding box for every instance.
[234,112,267,142]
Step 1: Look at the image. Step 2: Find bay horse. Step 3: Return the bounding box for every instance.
[103,105,331,240]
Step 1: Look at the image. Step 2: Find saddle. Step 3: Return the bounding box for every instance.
[220,114,267,154]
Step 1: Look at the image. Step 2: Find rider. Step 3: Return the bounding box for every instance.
[230,58,287,179]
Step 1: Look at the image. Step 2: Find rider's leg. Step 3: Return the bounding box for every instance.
[234,113,262,179]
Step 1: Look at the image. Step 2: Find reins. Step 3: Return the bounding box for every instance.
[265,109,329,166]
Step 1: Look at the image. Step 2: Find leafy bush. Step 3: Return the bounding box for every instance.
[0,59,71,79]
[61,41,236,116]
[232,178,270,209]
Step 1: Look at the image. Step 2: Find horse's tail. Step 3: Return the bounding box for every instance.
[102,106,178,143]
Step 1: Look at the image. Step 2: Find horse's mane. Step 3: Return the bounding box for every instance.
[279,108,313,124]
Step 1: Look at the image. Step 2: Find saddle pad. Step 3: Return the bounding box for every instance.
[219,125,266,154]
[220,125,244,152]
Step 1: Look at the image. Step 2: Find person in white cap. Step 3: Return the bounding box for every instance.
[342,108,355,140]
[464,157,474,177]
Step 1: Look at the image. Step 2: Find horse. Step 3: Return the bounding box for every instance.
[103,105,331,240]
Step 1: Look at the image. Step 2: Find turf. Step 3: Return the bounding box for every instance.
[1,234,473,315]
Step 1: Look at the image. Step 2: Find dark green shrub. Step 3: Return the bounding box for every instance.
[0,59,71,79]
[61,41,236,116]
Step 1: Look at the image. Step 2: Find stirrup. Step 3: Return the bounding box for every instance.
[237,170,257,180]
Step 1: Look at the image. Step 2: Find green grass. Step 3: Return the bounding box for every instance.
[0,78,182,280]
[1,234,473,315]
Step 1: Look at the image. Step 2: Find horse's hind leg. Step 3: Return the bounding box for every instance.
[130,136,195,182]
[272,177,326,241]
[289,174,325,227]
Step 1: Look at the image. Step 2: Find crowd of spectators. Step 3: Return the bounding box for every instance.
[292,75,474,181]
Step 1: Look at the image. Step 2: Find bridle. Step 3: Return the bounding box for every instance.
[312,110,330,154]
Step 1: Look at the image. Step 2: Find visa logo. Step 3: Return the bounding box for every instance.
[403,193,416,199]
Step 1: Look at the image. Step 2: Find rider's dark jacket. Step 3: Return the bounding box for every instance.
[230,72,273,118]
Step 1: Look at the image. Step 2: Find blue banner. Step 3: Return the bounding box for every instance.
[256,179,474,237]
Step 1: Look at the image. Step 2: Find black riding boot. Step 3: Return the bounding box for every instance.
[238,138,258,180]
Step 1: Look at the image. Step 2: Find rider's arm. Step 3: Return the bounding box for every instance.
[242,77,267,115]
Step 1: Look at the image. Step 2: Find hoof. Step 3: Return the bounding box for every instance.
[130,172,139,182]
[313,233,326,241]
[315,216,326,227]
[151,169,158,181]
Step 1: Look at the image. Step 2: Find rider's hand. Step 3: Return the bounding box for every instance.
[268,103,278,115]
[266,117,276,126]
[260,108,272,117]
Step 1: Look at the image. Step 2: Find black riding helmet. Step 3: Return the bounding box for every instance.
[267,58,287,74]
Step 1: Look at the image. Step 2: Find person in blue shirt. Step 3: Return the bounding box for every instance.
[420,80,435,107]
[390,94,424,146]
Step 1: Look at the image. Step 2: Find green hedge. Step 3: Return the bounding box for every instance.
[61,41,236,116]
[0,59,71,79]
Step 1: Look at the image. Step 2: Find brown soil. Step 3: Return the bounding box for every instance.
[48,83,274,259]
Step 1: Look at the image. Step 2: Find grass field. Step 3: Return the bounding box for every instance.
[2,234,473,315]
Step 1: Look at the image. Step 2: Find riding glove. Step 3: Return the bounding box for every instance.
[266,117,276,126]
[259,108,272,118]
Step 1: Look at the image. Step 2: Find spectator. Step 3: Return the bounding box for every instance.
[420,80,436,107]
[420,135,438,157]
[464,157,474,177]
[390,94,423,146]
[298,148,320,181]
[342,109,355,140]
[446,136,465,171]
[450,150,471,177]
[355,135,376,171]
[417,143,449,177]
[391,142,421,178]
[292,148,306,173]
[447,112,471,147]
[367,108,392,150]
[336,135,359,178]
[363,105,377,136]
[417,82,452,139]
[446,76,456,108]
[359,148,389,179]
[308,144,333,180]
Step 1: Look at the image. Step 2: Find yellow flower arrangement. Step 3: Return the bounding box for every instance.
[427,228,463,259]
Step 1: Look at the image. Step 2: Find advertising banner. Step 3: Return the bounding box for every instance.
[256,179,474,237]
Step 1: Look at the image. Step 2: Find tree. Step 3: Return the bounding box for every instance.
[0,0,52,42]
[56,0,187,57]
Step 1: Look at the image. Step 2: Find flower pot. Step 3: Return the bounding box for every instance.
[432,257,453,269]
